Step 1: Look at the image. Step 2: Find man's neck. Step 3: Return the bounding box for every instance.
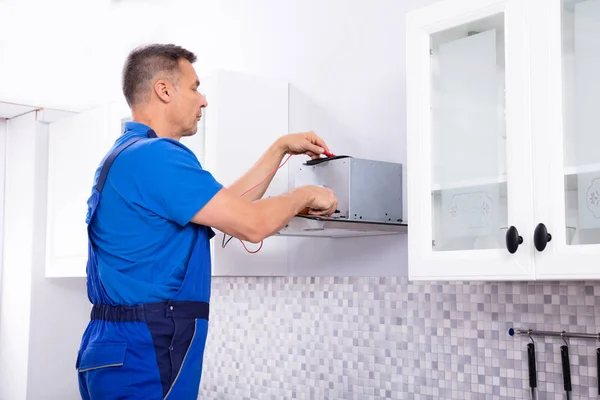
[131,107,181,141]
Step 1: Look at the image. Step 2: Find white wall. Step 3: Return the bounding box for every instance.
[0,113,37,400]
[0,114,89,400]
[0,1,174,112]
[26,123,90,400]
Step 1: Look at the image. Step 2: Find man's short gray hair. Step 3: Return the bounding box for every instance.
[122,43,197,107]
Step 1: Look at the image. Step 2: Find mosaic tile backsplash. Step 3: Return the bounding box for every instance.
[199,277,600,399]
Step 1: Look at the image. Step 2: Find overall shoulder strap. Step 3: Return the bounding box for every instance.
[95,136,144,193]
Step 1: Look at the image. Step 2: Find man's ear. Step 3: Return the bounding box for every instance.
[154,80,171,103]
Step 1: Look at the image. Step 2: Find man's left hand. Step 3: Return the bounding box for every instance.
[277,131,332,159]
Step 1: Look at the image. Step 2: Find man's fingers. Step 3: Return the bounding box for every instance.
[304,141,325,155]
[305,131,331,153]
[308,208,329,216]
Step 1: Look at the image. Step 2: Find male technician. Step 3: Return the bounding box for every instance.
[75,43,338,399]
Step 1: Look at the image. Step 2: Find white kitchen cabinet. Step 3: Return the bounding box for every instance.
[407,0,600,280]
[406,0,535,280]
[198,71,291,277]
[44,71,291,278]
[532,0,600,279]
[45,102,130,278]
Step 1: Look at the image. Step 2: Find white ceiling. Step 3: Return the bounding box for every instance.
[0,102,40,119]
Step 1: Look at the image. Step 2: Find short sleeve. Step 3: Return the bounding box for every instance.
[121,139,223,226]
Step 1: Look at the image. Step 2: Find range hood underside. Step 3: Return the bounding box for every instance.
[276,216,407,238]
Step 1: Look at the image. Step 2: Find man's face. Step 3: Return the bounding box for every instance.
[170,59,207,137]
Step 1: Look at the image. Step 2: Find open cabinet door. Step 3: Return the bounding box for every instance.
[45,102,130,277]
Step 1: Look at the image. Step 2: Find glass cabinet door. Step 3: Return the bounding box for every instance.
[430,16,507,253]
[534,0,600,278]
[407,0,535,280]
[562,0,600,246]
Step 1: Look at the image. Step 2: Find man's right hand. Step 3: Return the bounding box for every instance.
[300,185,338,216]
[191,184,339,243]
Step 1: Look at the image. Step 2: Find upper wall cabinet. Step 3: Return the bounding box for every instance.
[196,70,291,277]
[45,71,291,278]
[531,0,600,279]
[45,102,129,278]
[406,0,535,280]
[407,0,600,280]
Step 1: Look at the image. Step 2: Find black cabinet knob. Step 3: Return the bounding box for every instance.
[506,226,523,254]
[534,223,552,252]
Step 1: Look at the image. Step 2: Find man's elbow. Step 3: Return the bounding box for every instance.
[234,217,269,244]
[244,223,269,244]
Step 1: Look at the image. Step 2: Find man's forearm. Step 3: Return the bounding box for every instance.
[247,186,315,242]
[228,139,287,201]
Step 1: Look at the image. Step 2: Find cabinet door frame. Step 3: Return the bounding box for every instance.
[0,120,6,291]
[532,0,600,279]
[406,0,536,280]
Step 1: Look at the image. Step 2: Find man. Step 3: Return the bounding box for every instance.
[76,43,338,399]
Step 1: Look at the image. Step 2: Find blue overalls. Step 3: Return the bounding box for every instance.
[76,129,214,399]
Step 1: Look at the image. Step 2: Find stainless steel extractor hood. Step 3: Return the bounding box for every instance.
[276,156,407,238]
[277,215,407,238]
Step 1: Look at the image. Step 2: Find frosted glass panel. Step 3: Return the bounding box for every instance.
[562,0,600,245]
[430,14,507,252]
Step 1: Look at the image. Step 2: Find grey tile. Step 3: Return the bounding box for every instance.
[199,277,600,399]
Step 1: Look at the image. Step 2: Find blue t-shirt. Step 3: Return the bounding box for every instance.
[89,121,223,305]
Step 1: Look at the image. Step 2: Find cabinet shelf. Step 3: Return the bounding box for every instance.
[431,175,507,192]
[564,164,600,191]
[564,163,600,176]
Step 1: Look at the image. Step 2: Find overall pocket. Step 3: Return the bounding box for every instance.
[77,342,141,398]
[78,342,127,372]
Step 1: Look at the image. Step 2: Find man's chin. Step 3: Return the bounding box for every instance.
[182,127,198,137]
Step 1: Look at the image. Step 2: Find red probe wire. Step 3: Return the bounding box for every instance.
[235,153,293,253]
[233,151,334,254]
